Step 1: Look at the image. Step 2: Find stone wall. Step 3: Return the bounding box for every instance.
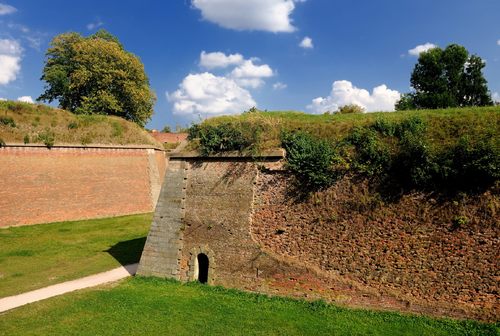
[0,144,166,227]
[139,155,499,322]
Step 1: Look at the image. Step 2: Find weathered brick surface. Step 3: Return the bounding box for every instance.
[140,158,498,322]
[252,172,500,321]
[0,146,165,227]
[138,159,187,278]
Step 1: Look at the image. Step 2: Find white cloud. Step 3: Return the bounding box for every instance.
[497,40,500,46]
[167,72,256,117]
[198,51,274,88]
[0,39,22,85]
[86,19,104,31]
[0,3,16,15]
[0,39,22,56]
[0,97,6,101]
[191,0,300,33]
[199,51,244,69]
[230,59,274,88]
[408,43,437,56]
[273,82,287,90]
[307,80,401,113]
[17,95,33,103]
[299,36,313,49]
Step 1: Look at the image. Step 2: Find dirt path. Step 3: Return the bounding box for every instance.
[0,263,138,313]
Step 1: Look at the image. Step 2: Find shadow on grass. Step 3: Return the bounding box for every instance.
[105,237,147,266]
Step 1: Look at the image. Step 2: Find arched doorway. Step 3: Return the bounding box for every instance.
[197,253,209,284]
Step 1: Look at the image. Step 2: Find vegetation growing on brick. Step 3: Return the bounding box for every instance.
[188,106,499,193]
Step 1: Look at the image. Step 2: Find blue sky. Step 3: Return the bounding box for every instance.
[0,0,499,129]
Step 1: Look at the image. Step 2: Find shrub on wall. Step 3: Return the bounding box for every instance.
[281,131,344,190]
[188,114,498,195]
[188,121,268,156]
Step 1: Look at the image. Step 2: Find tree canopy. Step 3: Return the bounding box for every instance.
[396,44,493,110]
[38,30,156,126]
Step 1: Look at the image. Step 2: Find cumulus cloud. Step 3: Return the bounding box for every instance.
[497,40,500,46]
[273,82,287,90]
[0,39,22,85]
[198,51,274,88]
[299,36,313,49]
[230,59,274,88]
[0,97,6,101]
[191,0,301,33]
[167,72,256,116]
[17,95,33,103]
[199,51,244,69]
[408,43,437,56]
[307,80,401,113]
[0,3,16,15]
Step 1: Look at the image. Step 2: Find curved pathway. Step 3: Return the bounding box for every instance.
[0,263,138,313]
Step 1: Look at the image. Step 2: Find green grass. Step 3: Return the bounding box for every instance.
[0,213,152,297]
[0,277,497,335]
[193,106,500,151]
[0,101,161,146]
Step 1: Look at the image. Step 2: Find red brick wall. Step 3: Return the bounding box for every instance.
[0,145,165,227]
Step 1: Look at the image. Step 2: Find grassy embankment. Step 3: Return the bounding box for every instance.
[0,214,151,298]
[191,106,500,152]
[0,101,161,146]
[0,277,497,335]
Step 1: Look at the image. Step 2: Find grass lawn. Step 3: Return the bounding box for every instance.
[0,277,497,336]
[0,213,152,298]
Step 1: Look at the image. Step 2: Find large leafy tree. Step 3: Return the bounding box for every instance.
[396,44,493,110]
[38,30,156,126]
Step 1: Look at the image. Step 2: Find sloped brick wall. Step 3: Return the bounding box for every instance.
[140,155,498,322]
[0,145,165,227]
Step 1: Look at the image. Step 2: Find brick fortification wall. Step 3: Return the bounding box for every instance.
[139,156,499,322]
[0,145,166,227]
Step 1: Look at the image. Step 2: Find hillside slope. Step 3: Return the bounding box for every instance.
[0,101,161,147]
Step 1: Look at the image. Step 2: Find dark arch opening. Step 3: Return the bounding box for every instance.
[197,253,209,284]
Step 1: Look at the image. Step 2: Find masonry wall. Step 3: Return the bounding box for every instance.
[139,157,499,322]
[0,145,166,227]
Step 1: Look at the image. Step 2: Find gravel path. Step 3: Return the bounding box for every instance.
[0,263,138,313]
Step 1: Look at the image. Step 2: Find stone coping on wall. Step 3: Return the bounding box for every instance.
[0,143,165,151]
[168,149,285,160]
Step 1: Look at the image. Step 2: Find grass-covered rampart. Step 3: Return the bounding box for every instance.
[0,101,161,147]
[189,107,499,194]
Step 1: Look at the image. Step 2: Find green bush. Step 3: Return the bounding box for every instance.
[446,136,499,190]
[281,131,343,190]
[67,121,78,129]
[23,134,30,144]
[391,130,436,187]
[0,116,16,127]
[38,129,55,148]
[337,104,365,114]
[188,122,265,155]
[345,127,391,177]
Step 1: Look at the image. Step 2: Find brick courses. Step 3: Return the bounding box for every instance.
[0,145,165,227]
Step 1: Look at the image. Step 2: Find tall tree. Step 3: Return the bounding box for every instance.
[397,44,493,110]
[38,30,156,126]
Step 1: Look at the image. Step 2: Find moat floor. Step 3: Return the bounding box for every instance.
[0,263,137,313]
[0,277,496,336]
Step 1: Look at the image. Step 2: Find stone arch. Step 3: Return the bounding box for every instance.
[188,246,216,285]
